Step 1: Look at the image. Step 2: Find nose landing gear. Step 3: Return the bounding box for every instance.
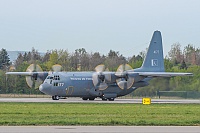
[52,95,59,100]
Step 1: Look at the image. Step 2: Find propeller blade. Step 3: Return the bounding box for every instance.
[35,65,43,72]
[92,64,110,91]
[26,64,43,72]
[35,78,43,89]
[98,82,108,90]
[116,64,133,77]
[52,64,62,72]
[25,64,44,89]
[92,73,100,87]
[115,64,134,90]
[125,64,133,71]
[95,64,105,72]
[26,76,33,88]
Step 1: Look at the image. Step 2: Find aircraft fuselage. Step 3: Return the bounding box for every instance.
[39,72,143,100]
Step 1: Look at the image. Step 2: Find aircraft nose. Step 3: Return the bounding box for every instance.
[39,84,44,92]
[39,84,49,94]
[39,83,52,95]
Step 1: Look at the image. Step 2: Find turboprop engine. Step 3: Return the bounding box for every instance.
[92,64,142,90]
[25,64,62,89]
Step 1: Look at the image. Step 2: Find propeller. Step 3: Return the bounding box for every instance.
[115,64,135,90]
[25,64,43,89]
[95,64,105,72]
[47,64,63,75]
[92,64,111,91]
[21,64,63,89]
[52,64,62,72]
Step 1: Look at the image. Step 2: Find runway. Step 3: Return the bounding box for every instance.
[0,97,199,104]
[0,126,199,133]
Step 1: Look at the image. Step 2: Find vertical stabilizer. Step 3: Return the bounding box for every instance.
[140,31,165,72]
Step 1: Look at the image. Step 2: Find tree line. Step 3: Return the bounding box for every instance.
[0,43,200,96]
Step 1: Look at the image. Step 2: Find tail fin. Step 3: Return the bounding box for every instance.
[140,31,165,72]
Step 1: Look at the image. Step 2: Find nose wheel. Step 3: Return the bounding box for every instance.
[52,95,59,100]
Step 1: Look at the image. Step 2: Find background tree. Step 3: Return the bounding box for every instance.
[45,50,59,70]
[69,48,90,71]
[195,48,200,65]
[128,55,143,69]
[168,43,183,65]
[89,52,105,70]
[57,49,70,71]
[105,50,127,71]
[0,48,10,69]
[179,60,187,70]
[184,44,194,65]
[164,58,173,71]
[14,53,24,69]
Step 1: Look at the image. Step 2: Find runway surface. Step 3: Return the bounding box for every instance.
[0,97,199,104]
[0,126,199,133]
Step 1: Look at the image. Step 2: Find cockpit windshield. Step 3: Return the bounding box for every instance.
[45,74,63,87]
[46,75,60,80]
[53,75,60,80]
[47,76,53,79]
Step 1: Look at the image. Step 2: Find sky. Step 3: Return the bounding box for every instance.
[0,0,200,58]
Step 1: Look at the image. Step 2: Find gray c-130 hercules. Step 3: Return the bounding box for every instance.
[6,31,193,101]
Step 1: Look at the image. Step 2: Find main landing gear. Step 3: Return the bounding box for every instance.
[82,97,95,100]
[102,97,115,101]
[52,95,59,100]
[82,97,115,101]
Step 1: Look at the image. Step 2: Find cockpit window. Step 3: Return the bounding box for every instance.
[47,76,53,79]
[53,75,60,80]
[46,75,60,80]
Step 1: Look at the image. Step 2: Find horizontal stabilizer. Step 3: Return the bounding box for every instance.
[138,72,193,77]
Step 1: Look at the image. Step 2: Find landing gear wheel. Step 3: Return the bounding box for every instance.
[102,97,107,101]
[52,95,59,100]
[82,97,88,100]
[89,98,95,101]
[108,98,115,101]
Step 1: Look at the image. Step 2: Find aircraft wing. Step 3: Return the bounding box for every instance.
[137,72,193,77]
[6,72,47,76]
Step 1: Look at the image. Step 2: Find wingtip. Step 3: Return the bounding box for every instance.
[187,73,193,76]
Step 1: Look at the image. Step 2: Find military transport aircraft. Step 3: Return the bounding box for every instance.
[6,31,193,101]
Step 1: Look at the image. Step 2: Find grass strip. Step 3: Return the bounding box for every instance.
[0,102,199,126]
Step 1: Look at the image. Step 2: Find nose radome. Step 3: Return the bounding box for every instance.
[39,84,43,92]
[39,83,52,95]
